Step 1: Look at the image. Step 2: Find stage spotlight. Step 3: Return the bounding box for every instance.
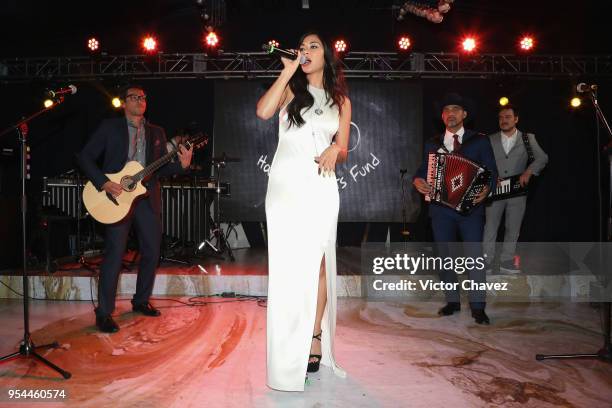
[519,36,535,51]
[205,31,219,48]
[398,36,411,51]
[268,40,280,48]
[142,36,158,53]
[111,97,122,109]
[43,99,54,109]
[87,38,99,52]
[462,37,477,53]
[334,39,347,54]
[499,97,510,106]
[570,97,582,108]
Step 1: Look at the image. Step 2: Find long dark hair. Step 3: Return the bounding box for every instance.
[286,32,348,128]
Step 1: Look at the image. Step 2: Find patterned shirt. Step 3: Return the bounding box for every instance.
[127,117,146,166]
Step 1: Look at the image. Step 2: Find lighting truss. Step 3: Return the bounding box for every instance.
[1,52,611,82]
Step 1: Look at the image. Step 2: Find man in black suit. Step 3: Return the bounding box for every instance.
[413,93,497,325]
[77,84,192,333]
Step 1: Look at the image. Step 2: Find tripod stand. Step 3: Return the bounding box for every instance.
[197,155,236,261]
[536,85,611,364]
[0,106,71,379]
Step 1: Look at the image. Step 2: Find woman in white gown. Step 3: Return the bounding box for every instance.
[256,32,352,391]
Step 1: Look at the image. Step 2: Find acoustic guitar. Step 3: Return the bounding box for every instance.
[83,133,208,224]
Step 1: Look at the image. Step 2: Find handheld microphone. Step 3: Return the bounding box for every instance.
[47,85,77,98]
[262,44,307,64]
[576,83,598,93]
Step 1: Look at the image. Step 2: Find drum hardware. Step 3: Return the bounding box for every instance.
[196,153,241,261]
[41,172,98,274]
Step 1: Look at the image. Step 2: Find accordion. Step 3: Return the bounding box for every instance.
[425,153,491,213]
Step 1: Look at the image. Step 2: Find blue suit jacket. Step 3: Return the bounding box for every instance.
[76,117,186,215]
[414,129,498,218]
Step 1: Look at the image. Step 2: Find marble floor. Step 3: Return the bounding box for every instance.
[0,298,610,408]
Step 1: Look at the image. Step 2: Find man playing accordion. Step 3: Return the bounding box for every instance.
[413,93,497,325]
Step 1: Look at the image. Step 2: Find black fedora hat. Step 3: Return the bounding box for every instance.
[434,92,476,116]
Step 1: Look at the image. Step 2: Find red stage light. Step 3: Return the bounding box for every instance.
[205,31,219,47]
[268,40,280,48]
[398,36,411,51]
[334,39,347,53]
[142,36,157,53]
[462,37,477,53]
[87,38,99,52]
[519,36,535,51]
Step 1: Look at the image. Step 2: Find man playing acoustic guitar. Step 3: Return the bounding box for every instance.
[77,84,193,333]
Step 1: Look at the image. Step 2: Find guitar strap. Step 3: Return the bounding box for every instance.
[521,132,536,166]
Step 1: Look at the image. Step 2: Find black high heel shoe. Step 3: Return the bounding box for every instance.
[307,331,322,373]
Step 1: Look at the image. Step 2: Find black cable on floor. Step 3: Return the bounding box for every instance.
[1,280,267,307]
[151,294,268,307]
[0,279,25,298]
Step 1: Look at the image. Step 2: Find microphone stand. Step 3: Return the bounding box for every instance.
[0,100,71,378]
[535,87,611,363]
[400,168,410,239]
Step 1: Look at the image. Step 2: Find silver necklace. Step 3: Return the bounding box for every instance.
[311,86,325,115]
[309,87,326,156]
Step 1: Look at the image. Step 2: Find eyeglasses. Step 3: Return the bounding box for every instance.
[126,94,147,102]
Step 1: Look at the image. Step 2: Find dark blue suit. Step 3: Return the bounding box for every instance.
[414,129,497,309]
[77,117,185,317]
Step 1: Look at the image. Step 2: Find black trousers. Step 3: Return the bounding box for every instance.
[95,199,162,317]
[431,209,486,310]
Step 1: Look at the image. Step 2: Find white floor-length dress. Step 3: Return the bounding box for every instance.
[266,85,346,391]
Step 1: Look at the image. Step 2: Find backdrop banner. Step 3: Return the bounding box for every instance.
[213,80,423,222]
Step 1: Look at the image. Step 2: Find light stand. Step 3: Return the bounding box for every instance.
[0,102,71,379]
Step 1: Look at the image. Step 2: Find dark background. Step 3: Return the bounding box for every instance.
[0,1,610,267]
[0,1,608,55]
[214,80,422,222]
[0,77,607,239]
